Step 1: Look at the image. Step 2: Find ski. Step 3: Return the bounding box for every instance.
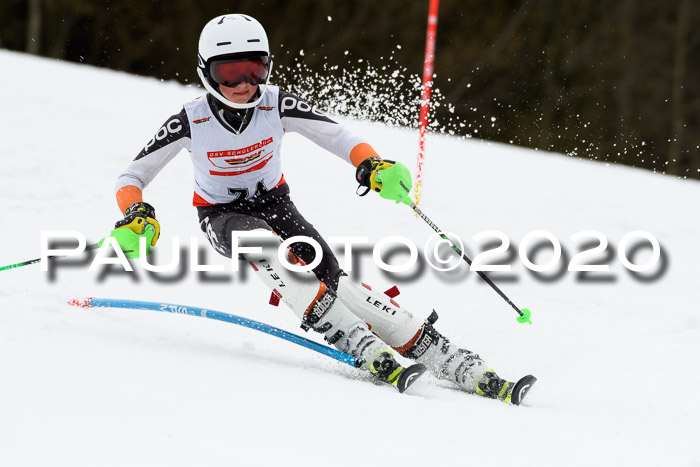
[394,363,428,393]
[510,375,537,406]
[68,298,533,399]
[70,297,360,367]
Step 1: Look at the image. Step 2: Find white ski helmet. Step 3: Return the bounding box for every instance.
[197,14,273,109]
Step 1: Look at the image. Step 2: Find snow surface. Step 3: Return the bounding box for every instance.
[1,49,699,466]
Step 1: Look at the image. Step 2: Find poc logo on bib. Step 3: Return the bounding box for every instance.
[280,96,327,117]
[144,118,183,151]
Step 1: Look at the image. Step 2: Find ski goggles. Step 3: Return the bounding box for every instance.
[210,56,270,88]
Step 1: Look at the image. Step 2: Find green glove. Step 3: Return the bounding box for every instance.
[375,162,413,205]
[114,202,161,247]
[99,223,156,258]
[355,157,413,205]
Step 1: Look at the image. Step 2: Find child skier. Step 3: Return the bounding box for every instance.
[114,13,533,403]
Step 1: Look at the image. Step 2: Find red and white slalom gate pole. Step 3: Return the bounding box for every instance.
[414,0,439,207]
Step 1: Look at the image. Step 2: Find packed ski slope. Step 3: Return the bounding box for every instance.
[1,50,698,466]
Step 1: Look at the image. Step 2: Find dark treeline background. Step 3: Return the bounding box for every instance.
[2,0,699,178]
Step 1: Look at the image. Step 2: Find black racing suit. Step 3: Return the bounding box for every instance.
[197,183,343,288]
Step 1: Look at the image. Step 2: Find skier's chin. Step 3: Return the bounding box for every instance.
[219,85,257,107]
[230,93,251,104]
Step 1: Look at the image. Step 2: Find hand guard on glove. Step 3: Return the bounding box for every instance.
[114,202,161,247]
[355,157,413,205]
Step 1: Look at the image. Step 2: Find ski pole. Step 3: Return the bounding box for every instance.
[0,243,100,272]
[69,297,361,367]
[408,202,532,324]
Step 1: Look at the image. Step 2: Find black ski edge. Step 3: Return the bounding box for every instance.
[396,363,428,393]
[510,375,537,405]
